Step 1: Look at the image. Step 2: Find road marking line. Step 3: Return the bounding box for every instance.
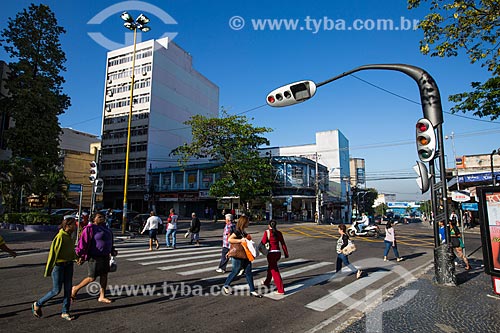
[117,245,216,256]
[140,252,220,265]
[305,270,387,311]
[122,248,219,259]
[304,261,433,333]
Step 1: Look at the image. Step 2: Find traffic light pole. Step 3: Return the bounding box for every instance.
[268,63,456,285]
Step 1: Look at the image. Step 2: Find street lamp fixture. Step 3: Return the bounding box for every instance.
[120,12,151,234]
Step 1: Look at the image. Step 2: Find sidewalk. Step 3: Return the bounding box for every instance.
[339,264,500,332]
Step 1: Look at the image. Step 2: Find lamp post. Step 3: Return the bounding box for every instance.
[445,132,460,190]
[491,148,500,186]
[120,12,150,234]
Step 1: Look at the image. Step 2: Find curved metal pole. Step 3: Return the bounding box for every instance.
[317,63,454,285]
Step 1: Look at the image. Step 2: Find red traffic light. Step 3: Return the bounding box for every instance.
[416,122,428,132]
[267,95,275,104]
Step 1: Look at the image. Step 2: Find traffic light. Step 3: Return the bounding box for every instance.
[89,161,98,183]
[94,178,104,194]
[266,80,317,107]
[413,161,431,193]
[416,118,436,162]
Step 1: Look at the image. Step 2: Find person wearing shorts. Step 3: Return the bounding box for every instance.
[142,211,162,250]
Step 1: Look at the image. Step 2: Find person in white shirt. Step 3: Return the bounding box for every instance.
[166,208,178,249]
[358,212,369,232]
[142,211,162,251]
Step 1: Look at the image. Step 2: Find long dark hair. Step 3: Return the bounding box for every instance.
[386,220,393,229]
[269,220,278,238]
[59,216,75,230]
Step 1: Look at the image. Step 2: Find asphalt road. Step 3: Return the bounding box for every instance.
[0,220,484,332]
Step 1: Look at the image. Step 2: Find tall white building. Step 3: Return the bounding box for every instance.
[101,38,219,210]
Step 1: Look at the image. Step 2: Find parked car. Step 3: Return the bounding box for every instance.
[129,213,166,233]
[99,209,139,229]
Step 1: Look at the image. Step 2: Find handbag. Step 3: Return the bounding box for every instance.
[342,240,356,255]
[258,230,271,255]
[109,256,117,272]
[227,242,247,259]
[184,231,191,238]
[450,237,461,248]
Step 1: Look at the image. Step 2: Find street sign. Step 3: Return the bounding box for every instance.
[451,190,470,202]
[68,184,83,193]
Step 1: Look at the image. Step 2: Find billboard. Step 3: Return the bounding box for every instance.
[477,186,500,277]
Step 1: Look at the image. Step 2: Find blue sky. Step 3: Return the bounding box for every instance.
[1,0,498,201]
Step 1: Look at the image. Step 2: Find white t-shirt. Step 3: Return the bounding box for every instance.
[142,215,162,233]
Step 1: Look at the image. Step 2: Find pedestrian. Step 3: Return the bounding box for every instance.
[72,212,117,303]
[222,215,263,298]
[462,210,472,229]
[449,219,471,270]
[260,220,289,295]
[438,220,447,244]
[449,210,459,226]
[204,207,209,219]
[383,220,404,262]
[105,208,113,229]
[32,216,77,321]
[336,224,362,278]
[165,208,178,249]
[0,234,17,257]
[215,213,236,273]
[189,212,201,246]
[142,211,162,251]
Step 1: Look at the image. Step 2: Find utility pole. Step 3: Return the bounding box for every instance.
[315,152,320,225]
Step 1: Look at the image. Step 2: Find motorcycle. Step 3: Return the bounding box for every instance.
[347,220,380,238]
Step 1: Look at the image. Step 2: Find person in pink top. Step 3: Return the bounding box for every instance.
[260,220,289,295]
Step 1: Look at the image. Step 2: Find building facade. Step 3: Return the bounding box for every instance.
[59,128,101,208]
[100,38,219,211]
[148,156,329,221]
[261,130,351,222]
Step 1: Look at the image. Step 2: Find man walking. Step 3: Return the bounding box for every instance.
[215,214,236,273]
[142,211,162,251]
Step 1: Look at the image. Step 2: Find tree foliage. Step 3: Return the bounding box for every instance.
[0,4,70,208]
[171,109,273,206]
[408,0,500,120]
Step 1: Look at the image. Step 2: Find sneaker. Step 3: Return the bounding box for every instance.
[215,268,225,273]
[250,291,263,298]
[31,302,42,318]
[356,270,363,279]
[61,313,75,321]
[222,286,232,295]
[383,256,388,262]
[237,269,244,276]
[274,291,285,295]
[397,257,404,262]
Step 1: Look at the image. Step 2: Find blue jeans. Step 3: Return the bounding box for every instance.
[166,229,177,247]
[36,262,74,314]
[218,247,230,271]
[224,258,256,292]
[336,253,358,274]
[383,240,400,258]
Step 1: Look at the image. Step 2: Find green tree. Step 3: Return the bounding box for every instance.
[374,203,388,216]
[171,110,273,208]
[0,4,70,208]
[408,0,500,120]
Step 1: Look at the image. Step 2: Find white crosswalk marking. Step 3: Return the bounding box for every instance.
[305,270,387,311]
[115,238,394,309]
